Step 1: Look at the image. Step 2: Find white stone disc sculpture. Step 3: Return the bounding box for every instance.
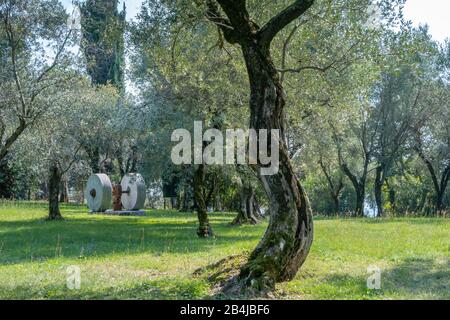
[86,174,112,212]
[120,173,146,210]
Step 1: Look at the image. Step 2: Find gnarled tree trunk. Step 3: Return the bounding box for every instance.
[236,41,313,292]
[204,0,315,293]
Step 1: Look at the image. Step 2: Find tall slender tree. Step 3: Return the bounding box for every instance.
[80,0,125,89]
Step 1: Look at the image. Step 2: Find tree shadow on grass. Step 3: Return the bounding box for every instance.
[383,257,450,299]
[0,277,210,300]
[318,257,449,300]
[0,213,264,266]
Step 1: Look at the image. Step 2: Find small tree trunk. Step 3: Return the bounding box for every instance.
[332,195,340,215]
[193,164,214,238]
[181,186,191,212]
[117,154,126,177]
[374,166,383,217]
[130,145,138,173]
[171,197,179,210]
[59,180,69,203]
[80,181,85,204]
[179,189,186,212]
[340,163,366,217]
[231,186,259,225]
[417,190,427,213]
[214,194,222,212]
[48,162,63,220]
[59,182,65,203]
[387,181,396,214]
[85,145,100,173]
[253,197,264,219]
[355,186,365,217]
[436,192,444,215]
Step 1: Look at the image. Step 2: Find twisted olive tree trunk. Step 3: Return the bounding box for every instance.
[233,33,313,292]
[204,0,315,293]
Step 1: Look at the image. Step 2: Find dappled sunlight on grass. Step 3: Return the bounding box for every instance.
[0,206,448,299]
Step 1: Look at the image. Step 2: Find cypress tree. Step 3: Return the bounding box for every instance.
[80,0,125,90]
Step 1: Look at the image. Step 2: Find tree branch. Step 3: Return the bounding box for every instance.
[280,23,302,84]
[203,0,239,43]
[3,12,27,115]
[258,0,315,47]
[414,132,440,194]
[60,144,83,175]
[35,29,72,84]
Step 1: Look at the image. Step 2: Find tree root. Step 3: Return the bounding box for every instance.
[197,225,215,238]
[193,253,276,298]
[229,216,260,226]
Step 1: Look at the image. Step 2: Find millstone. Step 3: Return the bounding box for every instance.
[120,173,146,210]
[86,174,112,212]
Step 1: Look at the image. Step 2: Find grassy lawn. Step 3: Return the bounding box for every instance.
[0,204,448,300]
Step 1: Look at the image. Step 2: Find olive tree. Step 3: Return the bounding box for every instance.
[0,0,74,163]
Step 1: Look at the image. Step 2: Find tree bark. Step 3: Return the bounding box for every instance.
[235,40,313,292]
[332,195,339,215]
[0,119,27,163]
[180,185,191,212]
[231,185,260,225]
[80,180,85,204]
[436,192,444,214]
[203,0,315,293]
[193,164,214,237]
[355,186,365,217]
[253,196,264,219]
[59,180,69,203]
[170,197,178,210]
[340,162,365,217]
[48,162,63,220]
[374,165,384,217]
[416,145,450,214]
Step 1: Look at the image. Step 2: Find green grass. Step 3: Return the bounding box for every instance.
[0,204,448,300]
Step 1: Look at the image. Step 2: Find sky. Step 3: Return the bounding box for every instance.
[62,0,449,43]
[403,0,449,43]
